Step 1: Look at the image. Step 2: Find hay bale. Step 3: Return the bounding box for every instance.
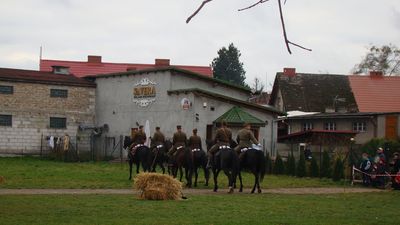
[134,172,183,200]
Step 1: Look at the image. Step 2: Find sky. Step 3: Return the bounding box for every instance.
[1,0,399,91]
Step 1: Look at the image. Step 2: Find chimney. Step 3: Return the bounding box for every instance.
[283,68,296,77]
[87,55,102,63]
[51,66,70,75]
[369,71,383,77]
[155,59,170,67]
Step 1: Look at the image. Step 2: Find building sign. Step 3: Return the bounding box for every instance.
[181,98,191,110]
[133,78,157,107]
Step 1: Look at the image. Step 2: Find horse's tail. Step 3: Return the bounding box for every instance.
[259,152,266,182]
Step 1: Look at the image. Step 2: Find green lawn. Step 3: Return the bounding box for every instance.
[1,192,399,225]
[0,157,346,189]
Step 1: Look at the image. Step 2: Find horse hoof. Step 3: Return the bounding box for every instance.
[228,187,234,194]
[239,188,243,193]
[258,189,262,194]
[213,188,218,192]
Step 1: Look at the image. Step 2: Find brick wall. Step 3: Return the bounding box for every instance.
[0,81,95,155]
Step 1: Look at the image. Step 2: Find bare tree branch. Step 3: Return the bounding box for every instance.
[238,0,269,12]
[277,0,311,54]
[186,0,213,24]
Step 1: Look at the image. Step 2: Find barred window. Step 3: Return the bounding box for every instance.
[0,115,12,126]
[353,122,366,132]
[303,122,313,131]
[50,89,68,98]
[50,117,66,129]
[0,85,13,94]
[324,122,336,131]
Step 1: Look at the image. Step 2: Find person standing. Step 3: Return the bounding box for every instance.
[359,153,372,186]
[168,125,187,157]
[390,152,400,190]
[207,121,232,168]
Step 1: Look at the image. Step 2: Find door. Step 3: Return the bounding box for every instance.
[385,115,398,140]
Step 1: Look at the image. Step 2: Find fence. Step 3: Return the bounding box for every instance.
[40,134,126,162]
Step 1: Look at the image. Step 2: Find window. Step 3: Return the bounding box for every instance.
[50,117,66,129]
[324,122,336,131]
[0,115,12,126]
[353,122,366,132]
[0,85,13,94]
[50,89,68,98]
[303,122,313,131]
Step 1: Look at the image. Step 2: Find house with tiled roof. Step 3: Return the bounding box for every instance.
[269,68,400,157]
[40,55,213,78]
[0,67,96,155]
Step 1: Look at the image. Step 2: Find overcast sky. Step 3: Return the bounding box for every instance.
[1,0,399,90]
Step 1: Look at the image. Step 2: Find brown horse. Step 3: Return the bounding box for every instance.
[169,146,194,187]
[192,148,209,187]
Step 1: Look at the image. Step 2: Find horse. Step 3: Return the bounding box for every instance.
[207,139,240,193]
[237,146,266,193]
[149,140,172,174]
[191,148,209,187]
[169,146,194,187]
[123,136,151,180]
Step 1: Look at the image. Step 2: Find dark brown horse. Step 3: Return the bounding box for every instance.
[191,148,209,187]
[124,136,151,180]
[149,140,172,174]
[169,146,194,187]
[237,147,266,193]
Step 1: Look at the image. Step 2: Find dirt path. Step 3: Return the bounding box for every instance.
[0,187,385,195]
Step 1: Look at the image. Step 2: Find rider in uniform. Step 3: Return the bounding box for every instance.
[150,126,165,151]
[207,120,232,168]
[234,123,259,157]
[131,125,146,155]
[188,128,202,150]
[168,125,187,157]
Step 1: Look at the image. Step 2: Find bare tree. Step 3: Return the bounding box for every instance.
[252,77,265,95]
[186,0,312,54]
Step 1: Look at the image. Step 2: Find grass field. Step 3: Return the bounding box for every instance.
[1,192,399,225]
[0,157,346,189]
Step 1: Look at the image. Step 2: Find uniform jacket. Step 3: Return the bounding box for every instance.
[188,135,202,149]
[173,131,187,147]
[134,130,147,145]
[151,131,165,147]
[236,128,259,148]
[214,127,232,144]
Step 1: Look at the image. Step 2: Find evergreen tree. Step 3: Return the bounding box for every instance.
[211,43,246,86]
[296,153,306,177]
[320,151,331,178]
[309,157,319,178]
[273,154,285,175]
[332,157,345,181]
[286,153,296,176]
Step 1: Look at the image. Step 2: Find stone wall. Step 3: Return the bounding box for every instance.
[0,81,95,155]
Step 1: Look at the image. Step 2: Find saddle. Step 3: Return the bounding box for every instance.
[131,144,145,156]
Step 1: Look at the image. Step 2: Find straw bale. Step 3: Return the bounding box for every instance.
[134,173,183,200]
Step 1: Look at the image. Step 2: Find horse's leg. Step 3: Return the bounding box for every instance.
[136,160,140,174]
[204,166,209,186]
[185,167,192,188]
[160,162,166,174]
[257,173,262,194]
[194,167,198,187]
[251,172,257,194]
[238,171,243,192]
[179,166,183,182]
[213,169,220,192]
[223,169,234,194]
[129,159,133,180]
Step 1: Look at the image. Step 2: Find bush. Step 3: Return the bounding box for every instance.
[309,157,319,177]
[286,153,296,176]
[320,151,331,178]
[332,157,344,181]
[265,153,273,174]
[273,154,285,175]
[296,153,306,177]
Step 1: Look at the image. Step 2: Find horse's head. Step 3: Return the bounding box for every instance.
[123,136,132,149]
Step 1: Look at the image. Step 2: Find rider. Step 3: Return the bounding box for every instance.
[150,126,165,151]
[234,123,259,158]
[131,125,146,154]
[188,128,202,151]
[207,120,232,168]
[168,125,187,157]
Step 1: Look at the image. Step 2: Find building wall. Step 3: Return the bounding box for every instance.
[94,71,277,153]
[0,81,95,155]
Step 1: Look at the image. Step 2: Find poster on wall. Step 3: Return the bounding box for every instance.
[181,98,191,110]
[133,78,157,107]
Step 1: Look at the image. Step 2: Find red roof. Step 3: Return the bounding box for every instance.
[0,67,95,87]
[348,75,400,112]
[39,56,213,78]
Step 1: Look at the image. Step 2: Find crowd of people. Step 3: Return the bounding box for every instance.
[359,147,400,190]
